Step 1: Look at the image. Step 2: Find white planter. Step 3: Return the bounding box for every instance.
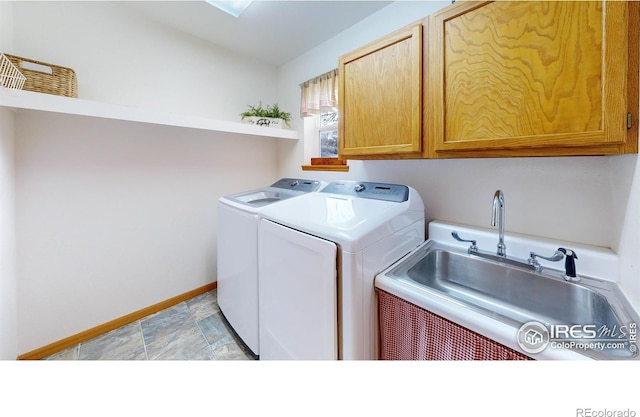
[243,116,285,129]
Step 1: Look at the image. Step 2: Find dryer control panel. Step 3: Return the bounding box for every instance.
[320,181,409,202]
[270,178,323,192]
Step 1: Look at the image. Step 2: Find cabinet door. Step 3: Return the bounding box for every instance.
[428,1,639,157]
[339,23,423,157]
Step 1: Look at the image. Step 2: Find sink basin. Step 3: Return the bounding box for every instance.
[385,242,639,360]
[407,250,620,328]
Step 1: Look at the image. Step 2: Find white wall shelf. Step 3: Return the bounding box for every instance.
[0,88,299,140]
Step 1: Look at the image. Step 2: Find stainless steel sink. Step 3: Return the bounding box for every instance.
[385,241,639,360]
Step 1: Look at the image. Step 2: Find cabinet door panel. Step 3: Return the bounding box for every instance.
[339,24,423,157]
[429,1,637,156]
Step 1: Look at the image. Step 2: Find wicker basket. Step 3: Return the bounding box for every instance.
[1,52,26,90]
[4,54,77,98]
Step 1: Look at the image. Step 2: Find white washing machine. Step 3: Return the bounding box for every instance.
[217,178,324,356]
[257,180,425,360]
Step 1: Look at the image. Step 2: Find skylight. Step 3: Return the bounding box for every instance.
[205,0,253,18]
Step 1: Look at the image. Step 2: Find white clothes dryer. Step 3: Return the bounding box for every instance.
[257,181,425,360]
[217,178,324,356]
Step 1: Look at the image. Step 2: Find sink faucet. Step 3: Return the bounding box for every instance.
[491,190,506,257]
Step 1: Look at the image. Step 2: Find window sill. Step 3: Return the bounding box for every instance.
[301,164,349,172]
[301,157,349,172]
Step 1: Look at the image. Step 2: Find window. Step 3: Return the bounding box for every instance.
[319,111,339,157]
[300,69,347,171]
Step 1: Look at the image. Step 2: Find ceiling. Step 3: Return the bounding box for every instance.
[117,1,393,67]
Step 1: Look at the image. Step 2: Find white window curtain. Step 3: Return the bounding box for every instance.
[300,69,338,118]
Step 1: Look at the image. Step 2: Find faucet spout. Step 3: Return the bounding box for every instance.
[491,190,506,257]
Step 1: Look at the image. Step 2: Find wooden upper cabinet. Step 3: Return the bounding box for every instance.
[339,23,423,158]
[428,1,639,157]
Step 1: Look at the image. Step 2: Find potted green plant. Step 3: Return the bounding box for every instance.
[241,102,291,128]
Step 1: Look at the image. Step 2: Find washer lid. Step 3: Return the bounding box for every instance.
[227,190,295,207]
[220,178,324,210]
[259,182,425,252]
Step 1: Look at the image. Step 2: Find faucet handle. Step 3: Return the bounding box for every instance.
[529,250,564,263]
[528,250,564,272]
[451,232,478,254]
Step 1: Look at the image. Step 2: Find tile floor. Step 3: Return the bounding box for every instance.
[44,289,256,360]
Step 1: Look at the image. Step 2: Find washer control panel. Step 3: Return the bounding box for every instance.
[320,181,409,202]
[270,178,323,193]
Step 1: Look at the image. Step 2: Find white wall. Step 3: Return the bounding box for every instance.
[611,150,640,309]
[12,1,277,120]
[0,1,18,360]
[11,2,280,353]
[276,2,640,309]
[0,108,18,359]
[15,112,277,352]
